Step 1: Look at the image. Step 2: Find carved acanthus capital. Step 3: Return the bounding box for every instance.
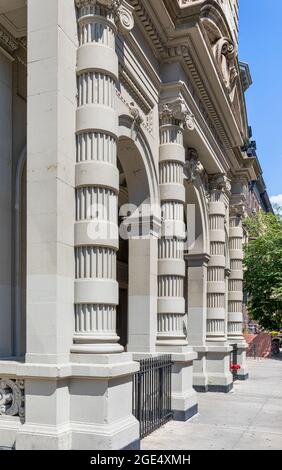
[184,149,204,183]
[0,379,25,423]
[209,174,231,194]
[75,0,134,33]
[159,98,195,129]
[230,203,246,219]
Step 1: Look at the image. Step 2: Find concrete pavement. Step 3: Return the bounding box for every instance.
[142,356,282,450]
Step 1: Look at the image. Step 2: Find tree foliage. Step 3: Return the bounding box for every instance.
[243,208,282,330]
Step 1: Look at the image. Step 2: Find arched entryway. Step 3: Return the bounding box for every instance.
[116,115,159,353]
[13,118,160,356]
[185,166,210,389]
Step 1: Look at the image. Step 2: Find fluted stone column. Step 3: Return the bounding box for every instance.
[157,101,187,349]
[72,0,133,354]
[68,0,139,450]
[157,98,197,420]
[206,174,233,392]
[228,203,248,379]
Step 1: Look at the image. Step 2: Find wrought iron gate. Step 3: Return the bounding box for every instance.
[132,355,173,439]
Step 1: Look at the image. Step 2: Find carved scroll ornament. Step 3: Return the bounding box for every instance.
[0,378,25,422]
[75,0,134,33]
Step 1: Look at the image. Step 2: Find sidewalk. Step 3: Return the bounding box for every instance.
[142,356,282,450]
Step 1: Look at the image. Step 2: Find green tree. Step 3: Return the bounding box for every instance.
[243,208,282,330]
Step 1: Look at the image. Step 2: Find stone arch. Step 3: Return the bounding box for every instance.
[200,2,235,43]
[117,114,159,352]
[185,169,210,350]
[201,2,238,101]
[185,176,209,257]
[118,114,159,208]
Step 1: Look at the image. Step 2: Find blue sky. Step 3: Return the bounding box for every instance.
[239,0,282,204]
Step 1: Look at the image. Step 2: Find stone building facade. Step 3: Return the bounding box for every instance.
[0,0,269,450]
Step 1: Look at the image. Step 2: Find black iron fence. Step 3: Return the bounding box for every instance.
[132,355,173,439]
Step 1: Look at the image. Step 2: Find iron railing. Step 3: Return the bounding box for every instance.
[132,355,173,439]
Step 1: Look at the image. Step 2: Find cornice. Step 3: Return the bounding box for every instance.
[164,45,231,151]
[129,0,167,56]
[160,80,228,174]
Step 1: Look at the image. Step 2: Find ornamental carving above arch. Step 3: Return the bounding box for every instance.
[201,14,238,102]
[214,36,238,99]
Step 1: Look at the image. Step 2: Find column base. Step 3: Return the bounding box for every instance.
[237,373,249,381]
[192,348,208,392]
[0,355,140,450]
[0,417,21,450]
[16,424,72,450]
[228,340,249,381]
[207,383,233,393]
[193,385,209,393]
[205,344,233,392]
[173,403,198,421]
[70,417,139,450]
[170,349,198,421]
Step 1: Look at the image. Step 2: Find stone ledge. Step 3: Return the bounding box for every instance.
[132,351,198,363]
[205,345,233,353]
[0,358,139,380]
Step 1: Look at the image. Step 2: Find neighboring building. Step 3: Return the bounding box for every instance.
[241,133,273,331]
[0,0,271,450]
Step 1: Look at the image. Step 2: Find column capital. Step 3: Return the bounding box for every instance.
[159,97,195,130]
[229,202,246,218]
[209,173,231,195]
[75,0,134,34]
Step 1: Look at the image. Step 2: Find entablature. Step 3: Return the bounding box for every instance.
[127,0,248,169]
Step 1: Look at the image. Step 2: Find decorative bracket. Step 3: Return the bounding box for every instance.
[184,148,204,183]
